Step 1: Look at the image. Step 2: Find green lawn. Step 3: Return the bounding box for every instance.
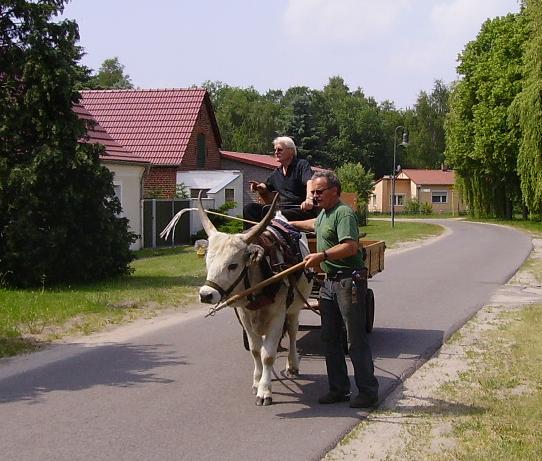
[0,246,206,357]
[363,218,444,248]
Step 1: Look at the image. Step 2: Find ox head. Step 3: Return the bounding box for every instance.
[197,193,278,304]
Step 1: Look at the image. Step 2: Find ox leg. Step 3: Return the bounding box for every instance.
[246,332,264,395]
[285,310,301,378]
[255,315,285,406]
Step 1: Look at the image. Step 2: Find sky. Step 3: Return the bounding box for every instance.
[62,0,521,109]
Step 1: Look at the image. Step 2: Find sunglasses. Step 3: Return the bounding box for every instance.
[312,186,333,195]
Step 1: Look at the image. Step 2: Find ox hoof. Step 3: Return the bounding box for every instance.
[285,369,299,378]
[255,396,272,406]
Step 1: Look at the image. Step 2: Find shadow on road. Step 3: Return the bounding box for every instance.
[0,342,187,404]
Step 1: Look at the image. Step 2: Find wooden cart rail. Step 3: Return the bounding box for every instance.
[306,238,385,278]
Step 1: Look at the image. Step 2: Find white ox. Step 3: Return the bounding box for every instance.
[197,196,313,406]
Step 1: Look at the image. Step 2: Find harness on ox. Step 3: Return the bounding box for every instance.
[201,218,311,314]
[244,219,305,310]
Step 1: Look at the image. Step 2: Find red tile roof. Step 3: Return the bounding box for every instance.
[79,88,220,166]
[220,150,328,173]
[220,150,279,169]
[401,169,456,186]
[73,104,148,164]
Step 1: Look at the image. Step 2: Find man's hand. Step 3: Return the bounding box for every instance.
[300,198,314,211]
[249,181,267,194]
[304,252,325,269]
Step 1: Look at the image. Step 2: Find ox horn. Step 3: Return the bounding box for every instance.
[241,193,279,244]
[197,191,217,237]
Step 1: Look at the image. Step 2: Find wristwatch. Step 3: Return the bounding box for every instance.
[322,250,328,260]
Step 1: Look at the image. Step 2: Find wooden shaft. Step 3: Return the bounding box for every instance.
[213,260,308,311]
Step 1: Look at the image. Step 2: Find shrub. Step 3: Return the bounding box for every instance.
[421,202,433,215]
[405,199,421,214]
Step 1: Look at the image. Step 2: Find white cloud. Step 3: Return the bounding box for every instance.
[283,0,412,44]
[431,0,517,39]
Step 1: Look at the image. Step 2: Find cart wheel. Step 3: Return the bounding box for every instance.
[242,329,250,351]
[365,288,375,333]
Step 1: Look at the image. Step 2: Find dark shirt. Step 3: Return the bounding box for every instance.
[265,158,313,207]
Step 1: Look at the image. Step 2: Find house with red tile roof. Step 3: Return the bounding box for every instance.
[74,104,149,249]
[80,88,245,223]
[371,168,466,215]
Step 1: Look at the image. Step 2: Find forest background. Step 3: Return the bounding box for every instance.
[87,2,542,220]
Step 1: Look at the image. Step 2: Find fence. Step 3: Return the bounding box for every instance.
[142,199,191,248]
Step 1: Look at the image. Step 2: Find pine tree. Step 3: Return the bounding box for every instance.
[0,0,135,287]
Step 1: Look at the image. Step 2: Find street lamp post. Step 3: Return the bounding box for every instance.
[391,126,409,228]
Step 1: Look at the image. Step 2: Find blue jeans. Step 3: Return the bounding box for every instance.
[319,277,379,398]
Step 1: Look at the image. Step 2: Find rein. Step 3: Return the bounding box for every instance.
[204,265,249,300]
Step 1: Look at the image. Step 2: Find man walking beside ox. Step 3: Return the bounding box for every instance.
[290,171,379,408]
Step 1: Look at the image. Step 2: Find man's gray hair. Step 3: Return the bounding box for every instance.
[273,136,297,156]
[311,170,341,195]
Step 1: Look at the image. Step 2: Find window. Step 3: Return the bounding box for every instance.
[112,183,123,216]
[225,188,235,202]
[197,133,206,167]
[190,188,209,198]
[432,191,448,204]
[390,194,405,206]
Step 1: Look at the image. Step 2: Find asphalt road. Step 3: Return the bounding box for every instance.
[0,220,532,461]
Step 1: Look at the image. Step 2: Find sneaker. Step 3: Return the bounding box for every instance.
[349,394,378,408]
[318,391,350,404]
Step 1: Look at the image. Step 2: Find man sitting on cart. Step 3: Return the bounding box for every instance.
[290,171,379,409]
[243,136,318,228]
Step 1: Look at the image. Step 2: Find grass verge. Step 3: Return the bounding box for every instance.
[0,246,206,358]
[364,218,444,249]
[429,304,542,460]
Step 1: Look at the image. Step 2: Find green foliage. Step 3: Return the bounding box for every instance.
[445,13,528,218]
[405,198,421,214]
[83,57,133,89]
[421,202,433,215]
[336,162,374,206]
[510,0,542,215]
[175,182,189,199]
[190,201,241,242]
[203,78,434,178]
[0,1,135,287]
[202,81,285,154]
[404,80,450,169]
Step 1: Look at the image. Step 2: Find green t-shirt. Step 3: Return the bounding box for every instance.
[315,201,363,273]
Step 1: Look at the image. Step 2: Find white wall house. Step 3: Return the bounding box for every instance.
[74,104,150,250]
[176,170,244,235]
[105,162,147,250]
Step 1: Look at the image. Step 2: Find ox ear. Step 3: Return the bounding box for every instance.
[246,244,265,266]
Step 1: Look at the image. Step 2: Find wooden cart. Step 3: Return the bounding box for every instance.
[306,237,385,333]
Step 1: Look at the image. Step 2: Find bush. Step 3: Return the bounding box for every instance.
[421,202,433,215]
[405,199,421,214]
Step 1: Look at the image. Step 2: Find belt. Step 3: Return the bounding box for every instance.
[325,268,367,281]
[325,270,355,281]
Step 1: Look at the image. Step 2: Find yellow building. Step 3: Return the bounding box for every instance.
[370,169,466,215]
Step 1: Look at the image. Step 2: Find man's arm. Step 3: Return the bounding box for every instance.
[303,239,358,269]
[300,179,315,211]
[289,218,316,232]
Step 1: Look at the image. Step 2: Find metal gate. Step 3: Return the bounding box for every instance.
[142,199,191,248]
